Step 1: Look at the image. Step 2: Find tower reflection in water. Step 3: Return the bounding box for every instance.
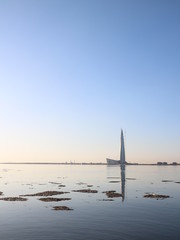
[120,164,126,202]
[106,165,126,202]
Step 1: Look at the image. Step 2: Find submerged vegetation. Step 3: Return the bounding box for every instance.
[0,197,27,201]
[52,206,73,211]
[143,193,170,199]
[102,191,122,198]
[21,191,69,197]
[72,189,98,193]
[39,197,71,202]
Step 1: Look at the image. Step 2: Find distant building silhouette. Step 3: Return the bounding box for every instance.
[106,130,127,165]
[157,162,168,165]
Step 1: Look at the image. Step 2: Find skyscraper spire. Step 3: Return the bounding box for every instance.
[120,129,126,164]
[106,130,127,165]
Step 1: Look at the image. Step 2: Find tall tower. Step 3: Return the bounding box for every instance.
[120,129,126,164]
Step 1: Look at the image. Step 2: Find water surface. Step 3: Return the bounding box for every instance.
[0,164,179,240]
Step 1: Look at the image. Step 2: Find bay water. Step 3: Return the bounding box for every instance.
[0,164,179,240]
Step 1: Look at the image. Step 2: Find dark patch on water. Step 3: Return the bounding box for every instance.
[20,191,69,197]
[52,206,73,211]
[39,197,71,202]
[109,181,120,183]
[143,193,170,199]
[102,191,122,198]
[72,189,98,193]
[0,197,27,201]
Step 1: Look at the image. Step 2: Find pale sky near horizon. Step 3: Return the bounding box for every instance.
[0,0,180,163]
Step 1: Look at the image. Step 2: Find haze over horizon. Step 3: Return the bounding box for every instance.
[0,0,180,164]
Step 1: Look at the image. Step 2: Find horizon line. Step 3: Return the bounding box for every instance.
[0,162,179,166]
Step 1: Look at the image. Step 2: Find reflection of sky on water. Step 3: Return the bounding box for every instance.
[0,165,180,240]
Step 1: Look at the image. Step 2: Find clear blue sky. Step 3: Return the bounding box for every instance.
[0,0,180,163]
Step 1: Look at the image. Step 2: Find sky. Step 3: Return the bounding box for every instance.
[0,0,180,163]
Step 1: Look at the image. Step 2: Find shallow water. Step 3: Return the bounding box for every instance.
[0,164,180,240]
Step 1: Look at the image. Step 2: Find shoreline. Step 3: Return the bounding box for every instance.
[0,162,179,166]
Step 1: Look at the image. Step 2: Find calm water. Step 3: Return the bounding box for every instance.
[0,164,180,240]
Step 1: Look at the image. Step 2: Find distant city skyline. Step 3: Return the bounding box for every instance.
[0,0,180,163]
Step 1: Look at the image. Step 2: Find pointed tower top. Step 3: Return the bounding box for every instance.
[121,129,124,138]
